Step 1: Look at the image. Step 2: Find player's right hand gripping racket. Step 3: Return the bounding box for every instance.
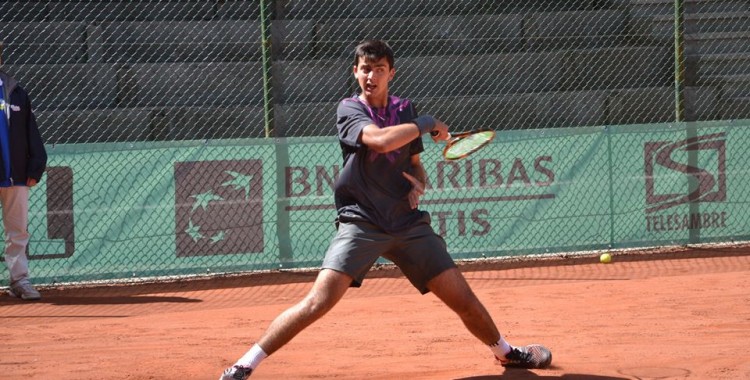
[431,130,496,160]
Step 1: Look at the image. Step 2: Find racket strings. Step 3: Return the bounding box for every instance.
[444,131,495,160]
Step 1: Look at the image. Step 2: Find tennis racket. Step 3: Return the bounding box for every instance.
[431,130,496,160]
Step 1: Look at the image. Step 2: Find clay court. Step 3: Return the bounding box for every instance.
[1,247,749,380]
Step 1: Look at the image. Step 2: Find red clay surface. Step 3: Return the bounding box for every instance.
[1,247,749,380]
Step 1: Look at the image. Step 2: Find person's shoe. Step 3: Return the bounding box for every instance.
[497,344,552,369]
[9,282,41,301]
[219,365,252,380]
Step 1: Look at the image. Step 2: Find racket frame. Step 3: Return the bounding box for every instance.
[434,129,496,160]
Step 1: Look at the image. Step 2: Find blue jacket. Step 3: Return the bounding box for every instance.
[0,70,47,187]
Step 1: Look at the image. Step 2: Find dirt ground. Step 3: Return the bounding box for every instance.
[1,247,749,380]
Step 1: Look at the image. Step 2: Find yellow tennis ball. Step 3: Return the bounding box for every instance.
[600,253,612,263]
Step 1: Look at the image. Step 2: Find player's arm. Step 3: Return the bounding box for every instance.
[23,88,47,184]
[361,117,449,153]
[402,154,428,209]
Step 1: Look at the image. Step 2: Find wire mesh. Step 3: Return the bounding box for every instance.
[0,0,747,285]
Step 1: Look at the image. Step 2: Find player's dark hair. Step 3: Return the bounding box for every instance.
[353,40,394,68]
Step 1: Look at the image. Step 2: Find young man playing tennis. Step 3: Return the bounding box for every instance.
[220,39,552,379]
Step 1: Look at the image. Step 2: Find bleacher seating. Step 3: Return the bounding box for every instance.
[24,1,218,22]
[0,2,47,22]
[271,59,351,104]
[88,20,267,63]
[274,102,338,137]
[395,51,563,98]
[313,14,525,59]
[36,108,151,143]
[524,9,629,51]
[155,106,267,140]
[1,0,746,143]
[0,22,88,64]
[119,62,265,107]
[275,0,615,20]
[275,0,490,20]
[2,63,118,110]
[688,1,750,120]
[629,0,749,120]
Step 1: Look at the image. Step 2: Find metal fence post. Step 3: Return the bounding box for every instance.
[260,0,273,138]
[674,0,685,122]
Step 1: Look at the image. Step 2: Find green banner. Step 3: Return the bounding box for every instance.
[3,120,748,285]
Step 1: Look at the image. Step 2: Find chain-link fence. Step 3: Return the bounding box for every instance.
[0,0,748,285]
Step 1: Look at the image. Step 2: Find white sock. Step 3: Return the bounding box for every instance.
[235,344,268,369]
[489,338,512,359]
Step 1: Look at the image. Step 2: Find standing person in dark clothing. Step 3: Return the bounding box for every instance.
[0,42,48,301]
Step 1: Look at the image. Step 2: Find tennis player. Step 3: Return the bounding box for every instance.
[220,39,552,380]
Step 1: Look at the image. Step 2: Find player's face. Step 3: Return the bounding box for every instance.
[353,56,394,103]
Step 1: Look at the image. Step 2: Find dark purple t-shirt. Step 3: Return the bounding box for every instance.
[334,95,426,233]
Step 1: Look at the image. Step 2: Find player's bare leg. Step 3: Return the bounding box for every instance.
[220,269,352,379]
[426,267,501,344]
[257,268,352,354]
[427,267,552,369]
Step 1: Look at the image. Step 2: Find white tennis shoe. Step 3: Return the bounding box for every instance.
[497,344,552,369]
[220,365,252,380]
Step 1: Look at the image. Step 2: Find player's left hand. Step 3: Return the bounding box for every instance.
[402,172,424,209]
[26,178,38,187]
[430,119,450,143]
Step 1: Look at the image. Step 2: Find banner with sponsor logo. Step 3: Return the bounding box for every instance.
[22,141,283,283]
[609,121,747,245]
[3,120,749,285]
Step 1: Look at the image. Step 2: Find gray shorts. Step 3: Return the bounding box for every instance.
[322,214,456,294]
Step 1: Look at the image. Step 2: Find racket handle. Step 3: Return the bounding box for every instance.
[431,131,451,139]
